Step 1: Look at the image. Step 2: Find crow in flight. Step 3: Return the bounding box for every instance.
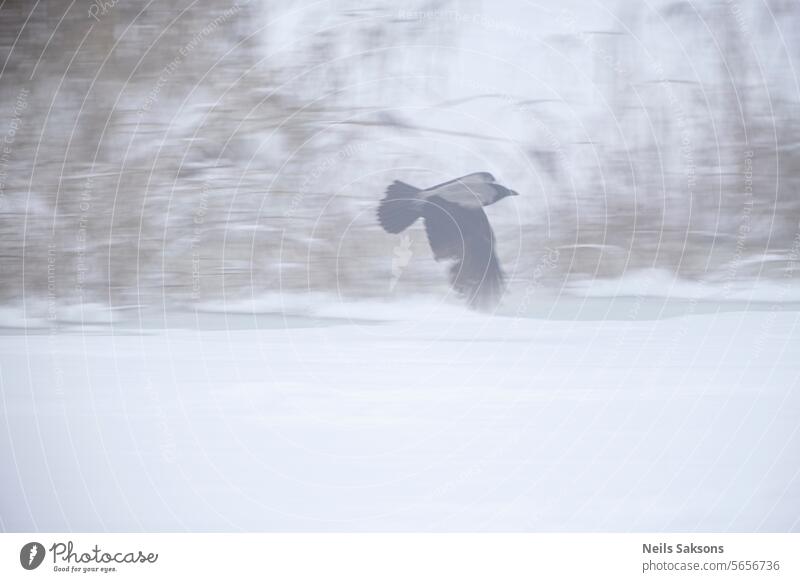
[377,172,518,310]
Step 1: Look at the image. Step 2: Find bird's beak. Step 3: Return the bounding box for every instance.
[511,190,520,196]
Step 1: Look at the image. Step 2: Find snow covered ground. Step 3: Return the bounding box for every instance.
[1,298,799,532]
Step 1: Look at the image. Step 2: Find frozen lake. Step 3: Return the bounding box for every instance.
[1,299,799,531]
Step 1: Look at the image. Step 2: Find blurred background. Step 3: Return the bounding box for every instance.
[2,1,800,533]
[1,0,799,315]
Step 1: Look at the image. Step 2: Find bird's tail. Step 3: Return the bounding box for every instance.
[377,181,423,234]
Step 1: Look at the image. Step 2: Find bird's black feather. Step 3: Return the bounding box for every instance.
[376,181,422,233]
[421,196,505,310]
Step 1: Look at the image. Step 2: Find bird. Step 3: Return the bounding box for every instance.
[377,172,518,310]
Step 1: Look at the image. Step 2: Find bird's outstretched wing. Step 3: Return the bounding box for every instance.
[455,172,496,184]
[423,172,499,207]
[424,172,496,191]
[421,195,505,310]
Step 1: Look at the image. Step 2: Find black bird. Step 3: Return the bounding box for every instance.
[377,172,518,310]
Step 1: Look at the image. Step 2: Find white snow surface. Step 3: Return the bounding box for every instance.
[1,301,799,532]
[568,269,800,303]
